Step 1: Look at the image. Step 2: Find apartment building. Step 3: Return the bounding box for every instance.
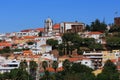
[0,56,20,73]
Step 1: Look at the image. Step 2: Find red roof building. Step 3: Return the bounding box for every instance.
[0,42,12,49]
[88,31,103,35]
[53,24,60,30]
[35,28,44,32]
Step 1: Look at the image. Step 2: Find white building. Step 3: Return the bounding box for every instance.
[0,33,6,40]
[58,57,93,69]
[15,29,39,37]
[83,51,103,69]
[41,53,57,61]
[81,59,93,69]
[0,56,20,73]
[86,32,104,43]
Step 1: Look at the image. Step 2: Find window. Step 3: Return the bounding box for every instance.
[116,54,118,56]
[85,62,88,64]
[8,64,18,67]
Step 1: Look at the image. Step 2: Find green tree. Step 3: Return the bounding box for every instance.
[46,39,58,50]
[0,39,2,42]
[58,43,64,56]
[27,41,34,45]
[90,19,107,32]
[0,73,4,80]
[109,25,120,32]
[89,43,103,51]
[62,32,82,55]
[15,69,30,80]
[71,63,93,73]
[2,46,11,53]
[52,61,58,72]
[2,72,10,80]
[85,24,91,31]
[102,60,118,73]
[63,62,95,80]
[29,60,38,80]
[96,60,119,80]
[82,38,95,47]
[62,59,71,72]
[9,68,19,79]
[62,33,74,55]
[13,48,22,52]
[0,68,32,80]
[19,60,28,71]
[40,70,55,80]
[42,61,48,71]
[106,37,120,49]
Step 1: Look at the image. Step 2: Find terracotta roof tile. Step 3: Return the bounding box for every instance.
[21,29,34,32]
[0,42,12,47]
[88,32,103,35]
[53,24,60,29]
[35,28,44,32]
[23,36,37,39]
[68,58,82,62]
[46,67,63,72]
[110,59,117,63]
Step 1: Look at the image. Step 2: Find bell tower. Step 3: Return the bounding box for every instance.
[44,18,53,33]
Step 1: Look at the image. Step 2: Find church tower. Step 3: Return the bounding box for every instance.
[44,18,53,33]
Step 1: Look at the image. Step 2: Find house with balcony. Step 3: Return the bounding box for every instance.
[83,51,103,69]
[86,31,104,44]
[0,56,20,73]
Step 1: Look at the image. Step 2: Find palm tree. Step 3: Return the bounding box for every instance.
[19,60,28,71]
[10,68,29,80]
[42,61,48,71]
[52,61,58,72]
[29,60,38,80]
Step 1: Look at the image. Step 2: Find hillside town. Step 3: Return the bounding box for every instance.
[0,17,120,80]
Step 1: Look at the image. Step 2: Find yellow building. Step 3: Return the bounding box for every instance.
[102,50,119,65]
[13,38,27,44]
[92,69,102,76]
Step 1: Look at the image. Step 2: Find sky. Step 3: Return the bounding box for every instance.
[0,0,120,33]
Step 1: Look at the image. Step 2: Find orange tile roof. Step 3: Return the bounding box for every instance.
[118,57,120,61]
[68,58,82,62]
[46,67,63,72]
[60,56,90,62]
[21,29,34,32]
[110,59,117,63]
[23,50,33,56]
[82,57,91,60]
[53,24,60,29]
[0,42,12,47]
[35,28,44,32]
[117,66,120,70]
[28,55,40,58]
[23,36,37,39]
[88,32,103,35]
[14,38,24,40]
[44,58,52,61]
[23,50,32,53]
